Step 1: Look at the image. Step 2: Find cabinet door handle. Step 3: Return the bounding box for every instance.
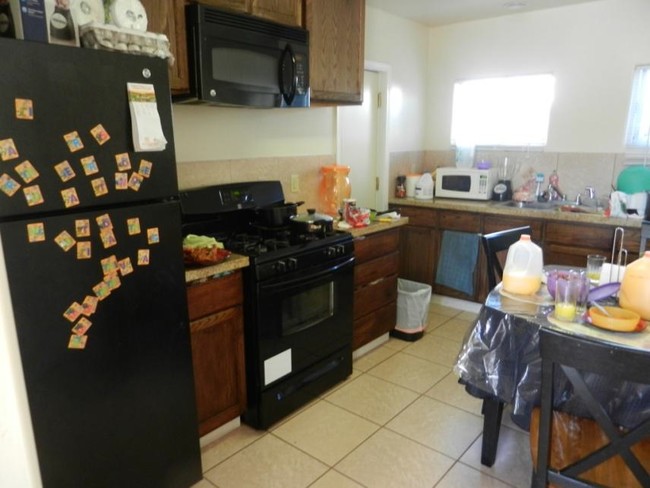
[368,277,384,286]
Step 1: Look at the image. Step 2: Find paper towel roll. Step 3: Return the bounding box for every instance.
[405,174,420,198]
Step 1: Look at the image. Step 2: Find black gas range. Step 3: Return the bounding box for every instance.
[180,181,354,429]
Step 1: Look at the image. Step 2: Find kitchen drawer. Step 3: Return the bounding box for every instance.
[354,228,399,263]
[483,216,543,241]
[354,252,399,287]
[353,274,398,320]
[353,301,397,350]
[187,271,243,321]
[439,210,480,232]
[394,206,437,227]
[545,222,617,249]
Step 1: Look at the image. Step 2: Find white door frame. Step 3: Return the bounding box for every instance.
[336,61,391,210]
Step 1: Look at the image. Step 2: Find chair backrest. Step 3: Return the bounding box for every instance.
[640,221,650,257]
[481,226,532,290]
[533,327,650,487]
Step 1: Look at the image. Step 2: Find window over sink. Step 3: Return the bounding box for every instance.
[451,73,555,148]
[625,65,650,161]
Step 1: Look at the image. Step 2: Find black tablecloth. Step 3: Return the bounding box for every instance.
[454,288,650,430]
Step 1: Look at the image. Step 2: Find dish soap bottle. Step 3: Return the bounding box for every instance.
[502,235,543,295]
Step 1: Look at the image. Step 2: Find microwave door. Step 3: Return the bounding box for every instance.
[202,40,282,107]
[279,44,297,105]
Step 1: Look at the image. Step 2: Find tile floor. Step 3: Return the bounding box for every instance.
[193,302,533,487]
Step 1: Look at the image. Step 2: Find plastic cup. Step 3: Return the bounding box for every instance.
[571,269,589,316]
[587,254,606,285]
[555,276,580,322]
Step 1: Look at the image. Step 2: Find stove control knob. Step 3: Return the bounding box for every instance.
[336,244,347,255]
[275,260,287,273]
[326,246,336,257]
[287,258,298,271]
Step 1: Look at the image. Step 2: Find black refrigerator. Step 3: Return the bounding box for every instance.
[0,38,202,487]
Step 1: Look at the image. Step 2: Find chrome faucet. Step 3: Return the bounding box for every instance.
[547,183,565,201]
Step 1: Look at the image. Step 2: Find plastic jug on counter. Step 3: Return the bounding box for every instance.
[414,173,434,200]
[502,235,544,295]
[619,251,650,320]
[318,164,351,216]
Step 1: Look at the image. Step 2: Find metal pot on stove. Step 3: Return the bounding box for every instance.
[290,209,334,234]
[256,201,304,227]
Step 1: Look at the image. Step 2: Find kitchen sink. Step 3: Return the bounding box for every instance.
[496,200,604,214]
[497,201,560,211]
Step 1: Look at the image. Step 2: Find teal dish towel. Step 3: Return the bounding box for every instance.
[435,231,480,296]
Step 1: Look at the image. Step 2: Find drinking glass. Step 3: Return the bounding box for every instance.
[555,275,580,322]
[571,269,589,316]
[587,254,606,285]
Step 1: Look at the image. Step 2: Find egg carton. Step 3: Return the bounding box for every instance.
[79,22,174,64]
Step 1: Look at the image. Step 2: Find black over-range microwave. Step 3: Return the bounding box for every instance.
[175,3,310,108]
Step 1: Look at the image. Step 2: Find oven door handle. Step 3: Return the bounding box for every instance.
[260,256,354,293]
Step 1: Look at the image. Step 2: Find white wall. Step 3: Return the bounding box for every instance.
[426,0,650,153]
[364,7,429,153]
[172,104,336,162]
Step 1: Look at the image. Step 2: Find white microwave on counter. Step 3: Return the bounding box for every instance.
[435,167,497,200]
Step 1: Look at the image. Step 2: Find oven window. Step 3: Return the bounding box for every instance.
[211,47,279,92]
[282,282,334,336]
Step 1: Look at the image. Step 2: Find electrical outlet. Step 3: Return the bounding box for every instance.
[290,174,300,193]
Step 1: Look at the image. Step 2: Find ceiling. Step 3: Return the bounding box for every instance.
[365,0,601,27]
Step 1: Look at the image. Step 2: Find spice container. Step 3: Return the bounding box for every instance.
[395,176,406,198]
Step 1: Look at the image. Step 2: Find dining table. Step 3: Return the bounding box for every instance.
[454,280,650,464]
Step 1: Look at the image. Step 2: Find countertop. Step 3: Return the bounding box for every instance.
[183,218,409,283]
[185,254,250,284]
[388,197,643,228]
[341,216,409,238]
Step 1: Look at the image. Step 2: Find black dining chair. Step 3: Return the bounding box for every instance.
[532,327,650,487]
[460,225,533,467]
[482,225,533,290]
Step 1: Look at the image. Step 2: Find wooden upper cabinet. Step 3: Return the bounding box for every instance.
[202,0,303,26]
[201,0,249,13]
[304,0,365,105]
[252,0,302,26]
[140,0,189,94]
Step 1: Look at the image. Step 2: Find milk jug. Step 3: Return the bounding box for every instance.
[502,235,543,295]
[619,251,650,320]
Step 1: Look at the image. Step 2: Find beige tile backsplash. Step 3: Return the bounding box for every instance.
[176,155,335,210]
[177,150,623,209]
[390,149,621,202]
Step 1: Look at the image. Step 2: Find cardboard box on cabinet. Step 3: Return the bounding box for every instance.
[9,0,79,46]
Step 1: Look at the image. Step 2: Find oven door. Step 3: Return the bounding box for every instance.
[254,256,354,388]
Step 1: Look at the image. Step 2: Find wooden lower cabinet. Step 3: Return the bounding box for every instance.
[544,221,640,266]
[394,204,642,303]
[353,228,399,349]
[187,271,246,436]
